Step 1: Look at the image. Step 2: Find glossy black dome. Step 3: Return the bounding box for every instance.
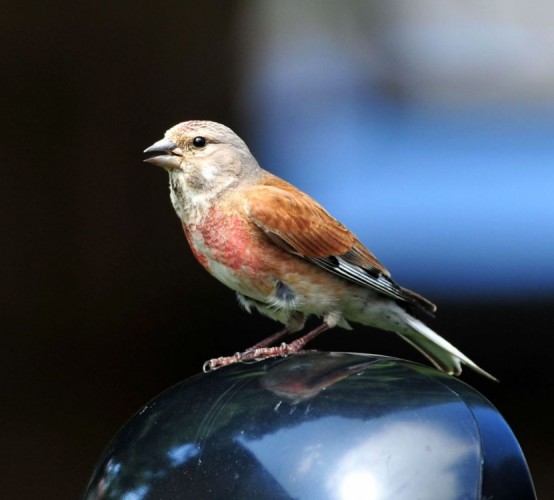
[83,352,535,499]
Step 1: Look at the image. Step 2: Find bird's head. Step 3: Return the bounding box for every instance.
[144,120,263,219]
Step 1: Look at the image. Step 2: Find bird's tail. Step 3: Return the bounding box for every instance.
[398,315,497,381]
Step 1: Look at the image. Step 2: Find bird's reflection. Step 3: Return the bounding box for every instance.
[259,352,382,403]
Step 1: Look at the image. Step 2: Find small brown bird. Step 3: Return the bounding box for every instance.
[144,120,495,379]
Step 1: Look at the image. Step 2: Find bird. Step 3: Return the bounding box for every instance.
[144,120,495,380]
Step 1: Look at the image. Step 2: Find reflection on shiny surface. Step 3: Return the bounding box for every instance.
[328,420,476,499]
[259,353,380,402]
[240,408,479,499]
[167,443,199,466]
[83,352,535,499]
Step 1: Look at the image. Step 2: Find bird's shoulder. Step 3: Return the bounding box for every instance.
[235,173,354,258]
[237,174,385,271]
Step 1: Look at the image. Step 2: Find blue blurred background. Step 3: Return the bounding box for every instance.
[2,1,552,498]
[237,1,554,300]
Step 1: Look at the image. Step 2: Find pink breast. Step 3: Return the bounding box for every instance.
[184,208,260,274]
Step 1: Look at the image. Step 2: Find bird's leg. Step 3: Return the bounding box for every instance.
[203,321,331,372]
[241,321,331,361]
[281,321,331,352]
[251,326,290,349]
[202,327,290,373]
[250,310,305,348]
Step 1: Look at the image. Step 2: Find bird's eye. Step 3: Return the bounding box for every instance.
[192,136,207,148]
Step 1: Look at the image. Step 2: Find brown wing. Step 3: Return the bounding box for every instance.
[244,175,436,315]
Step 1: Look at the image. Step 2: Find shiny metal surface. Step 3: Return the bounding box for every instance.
[83,353,535,499]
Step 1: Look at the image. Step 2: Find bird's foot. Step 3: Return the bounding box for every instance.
[202,341,310,372]
[203,322,332,372]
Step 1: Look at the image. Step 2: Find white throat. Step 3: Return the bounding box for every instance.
[168,169,236,225]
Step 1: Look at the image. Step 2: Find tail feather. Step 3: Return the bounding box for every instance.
[401,286,437,317]
[399,315,497,381]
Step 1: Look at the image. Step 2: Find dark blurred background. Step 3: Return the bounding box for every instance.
[2,1,552,498]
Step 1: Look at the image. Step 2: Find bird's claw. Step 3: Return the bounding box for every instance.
[202,343,296,372]
[202,352,243,372]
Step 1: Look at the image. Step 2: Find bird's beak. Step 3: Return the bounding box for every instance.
[144,137,182,170]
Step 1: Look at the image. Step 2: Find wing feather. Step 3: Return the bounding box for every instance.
[244,177,436,315]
